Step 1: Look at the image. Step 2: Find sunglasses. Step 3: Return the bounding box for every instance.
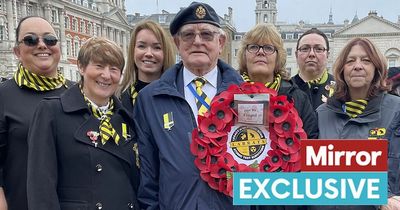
[18,34,58,47]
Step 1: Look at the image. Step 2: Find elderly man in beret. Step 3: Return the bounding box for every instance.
[133,2,247,210]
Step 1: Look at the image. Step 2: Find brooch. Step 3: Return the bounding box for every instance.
[87,131,100,147]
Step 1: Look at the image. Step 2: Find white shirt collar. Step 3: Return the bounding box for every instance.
[183,66,218,88]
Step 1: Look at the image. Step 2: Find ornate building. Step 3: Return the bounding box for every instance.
[0,0,131,81]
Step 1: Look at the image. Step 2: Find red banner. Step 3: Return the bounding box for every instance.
[301,140,387,171]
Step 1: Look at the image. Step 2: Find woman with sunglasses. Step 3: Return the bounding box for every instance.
[238,23,318,139]
[119,20,175,112]
[0,16,71,210]
[26,37,140,210]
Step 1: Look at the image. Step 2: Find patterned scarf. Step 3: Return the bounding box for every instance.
[81,87,120,145]
[129,83,139,106]
[242,72,281,91]
[307,70,328,88]
[344,99,368,118]
[14,63,66,91]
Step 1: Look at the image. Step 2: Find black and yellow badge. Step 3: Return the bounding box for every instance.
[229,126,267,160]
[163,112,174,130]
[368,127,386,139]
[195,5,206,19]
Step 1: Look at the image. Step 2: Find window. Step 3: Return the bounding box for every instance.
[80,20,85,33]
[0,0,4,12]
[264,1,269,8]
[296,33,303,39]
[286,48,292,56]
[0,25,5,40]
[388,59,396,68]
[234,49,238,56]
[64,16,70,29]
[87,23,92,35]
[52,10,59,23]
[234,35,242,40]
[66,40,71,56]
[285,34,294,40]
[159,15,167,24]
[72,18,77,31]
[27,5,33,16]
[96,26,101,36]
[264,14,268,23]
[73,40,79,57]
[325,33,331,38]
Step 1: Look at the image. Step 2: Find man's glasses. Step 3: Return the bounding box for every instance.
[178,30,219,42]
[297,45,327,54]
[246,44,277,55]
[18,34,58,47]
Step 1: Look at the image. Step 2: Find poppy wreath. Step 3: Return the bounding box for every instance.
[190,82,306,197]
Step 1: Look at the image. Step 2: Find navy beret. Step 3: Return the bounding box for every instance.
[170,2,221,35]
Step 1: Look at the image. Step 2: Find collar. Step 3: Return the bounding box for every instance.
[183,65,218,88]
[60,84,129,118]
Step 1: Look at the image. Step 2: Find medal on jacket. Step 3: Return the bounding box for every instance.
[87,131,100,147]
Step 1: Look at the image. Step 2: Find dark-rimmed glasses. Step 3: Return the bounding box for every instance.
[246,44,277,55]
[178,30,219,42]
[18,34,58,47]
[297,45,327,54]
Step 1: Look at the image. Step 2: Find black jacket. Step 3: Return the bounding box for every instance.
[0,79,71,210]
[279,79,318,139]
[291,73,335,110]
[26,84,140,210]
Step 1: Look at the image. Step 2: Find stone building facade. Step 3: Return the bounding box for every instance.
[0,0,131,81]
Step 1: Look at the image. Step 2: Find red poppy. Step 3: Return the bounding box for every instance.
[226,177,233,197]
[210,101,234,124]
[270,103,290,124]
[277,134,301,154]
[194,156,210,171]
[208,177,220,190]
[209,135,228,147]
[198,116,226,138]
[266,150,283,171]
[274,115,296,136]
[200,171,211,182]
[208,142,226,156]
[211,91,235,108]
[192,129,211,144]
[190,137,208,159]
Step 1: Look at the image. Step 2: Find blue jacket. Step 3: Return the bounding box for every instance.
[134,60,249,210]
[387,111,400,197]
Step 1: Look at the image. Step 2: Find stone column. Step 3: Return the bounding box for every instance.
[21,0,27,17]
[44,3,51,21]
[59,9,67,61]
[6,0,15,42]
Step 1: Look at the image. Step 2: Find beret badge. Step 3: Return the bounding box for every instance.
[195,5,206,19]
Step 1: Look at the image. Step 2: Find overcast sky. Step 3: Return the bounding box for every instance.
[125,0,400,31]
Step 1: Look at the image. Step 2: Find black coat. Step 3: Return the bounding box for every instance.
[26,84,140,210]
[0,79,71,210]
[291,73,335,110]
[279,79,319,139]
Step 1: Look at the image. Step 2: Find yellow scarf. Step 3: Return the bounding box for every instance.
[344,99,368,118]
[307,70,328,88]
[129,83,139,106]
[242,72,281,91]
[14,63,66,91]
[81,87,120,145]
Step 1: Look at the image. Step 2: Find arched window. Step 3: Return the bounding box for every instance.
[264,1,269,8]
[385,48,400,68]
[264,14,268,23]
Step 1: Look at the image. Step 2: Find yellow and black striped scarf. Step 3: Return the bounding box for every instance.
[242,72,281,91]
[130,83,139,105]
[81,88,120,145]
[14,63,66,91]
[307,70,328,88]
[344,99,368,118]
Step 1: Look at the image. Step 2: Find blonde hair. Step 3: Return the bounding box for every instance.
[119,20,175,93]
[237,23,289,80]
